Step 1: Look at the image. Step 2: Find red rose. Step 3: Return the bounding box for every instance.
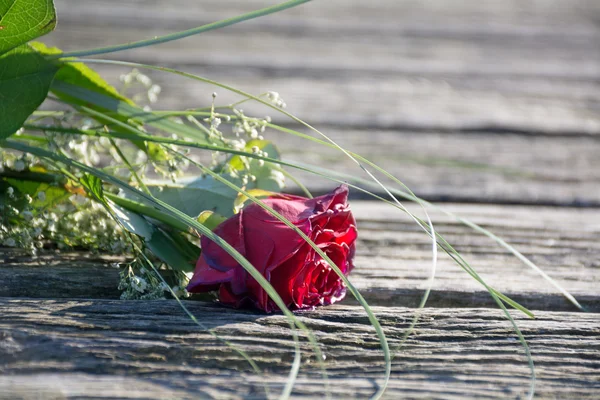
[187,185,357,312]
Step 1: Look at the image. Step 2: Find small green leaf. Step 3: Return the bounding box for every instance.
[197,210,227,231]
[79,174,104,201]
[147,229,197,272]
[0,44,58,139]
[0,0,56,55]
[110,203,154,240]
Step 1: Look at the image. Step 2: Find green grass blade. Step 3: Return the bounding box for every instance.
[49,0,310,59]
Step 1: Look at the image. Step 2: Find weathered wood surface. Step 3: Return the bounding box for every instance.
[3,203,599,311]
[275,129,600,206]
[5,1,599,398]
[40,0,600,206]
[1,299,598,399]
[44,0,600,135]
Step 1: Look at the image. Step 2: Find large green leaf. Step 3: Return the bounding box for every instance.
[110,203,197,272]
[0,44,58,139]
[31,42,133,105]
[147,176,241,218]
[3,178,68,209]
[0,0,56,55]
[29,44,157,154]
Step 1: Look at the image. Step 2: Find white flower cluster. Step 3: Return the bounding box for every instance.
[119,69,162,105]
[117,261,192,300]
[231,109,269,140]
[265,91,287,109]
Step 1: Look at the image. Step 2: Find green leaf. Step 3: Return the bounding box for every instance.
[0,0,56,55]
[79,174,103,201]
[0,44,58,139]
[31,42,133,105]
[29,43,162,155]
[147,176,240,218]
[110,202,196,272]
[197,210,227,231]
[4,178,68,208]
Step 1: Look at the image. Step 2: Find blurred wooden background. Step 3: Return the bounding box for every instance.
[42,0,600,205]
[2,1,599,399]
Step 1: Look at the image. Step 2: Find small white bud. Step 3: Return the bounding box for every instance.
[14,160,25,172]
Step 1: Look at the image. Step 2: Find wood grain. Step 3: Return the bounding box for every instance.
[274,128,600,206]
[1,299,598,399]
[2,202,598,311]
[8,2,599,398]
[37,0,600,206]
[42,0,600,135]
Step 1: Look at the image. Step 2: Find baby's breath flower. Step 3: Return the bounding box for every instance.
[131,276,148,293]
[13,160,25,172]
[211,117,222,129]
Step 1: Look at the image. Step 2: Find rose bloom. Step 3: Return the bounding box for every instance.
[187,185,357,312]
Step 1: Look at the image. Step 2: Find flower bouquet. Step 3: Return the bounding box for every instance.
[0,0,583,397]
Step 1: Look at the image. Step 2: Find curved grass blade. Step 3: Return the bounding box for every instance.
[23,120,394,399]
[49,0,310,59]
[261,122,584,311]
[35,157,275,397]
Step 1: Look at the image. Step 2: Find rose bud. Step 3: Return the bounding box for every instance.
[187,185,357,312]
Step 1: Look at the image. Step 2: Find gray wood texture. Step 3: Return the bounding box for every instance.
[275,129,600,206]
[3,203,599,311]
[3,1,599,398]
[43,0,600,135]
[41,0,600,206]
[1,299,599,399]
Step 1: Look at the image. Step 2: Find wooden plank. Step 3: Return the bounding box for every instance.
[0,250,121,299]
[34,1,600,204]
[41,0,600,135]
[274,129,600,206]
[2,203,598,311]
[1,299,598,399]
[348,202,600,311]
